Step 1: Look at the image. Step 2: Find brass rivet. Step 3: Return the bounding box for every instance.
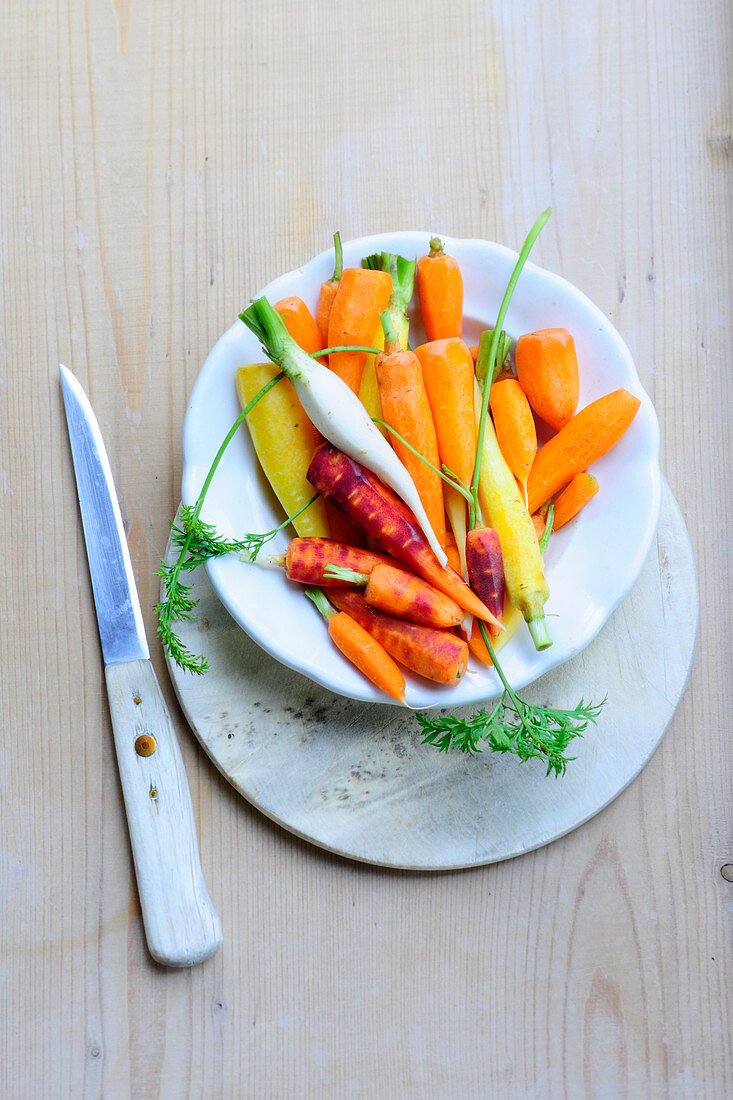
[135,734,157,757]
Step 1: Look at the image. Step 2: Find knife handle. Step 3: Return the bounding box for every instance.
[104,659,223,967]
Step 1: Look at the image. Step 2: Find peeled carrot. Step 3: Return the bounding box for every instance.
[526,388,641,514]
[274,297,324,357]
[283,537,395,585]
[414,338,476,488]
[326,267,392,392]
[315,231,343,346]
[375,314,446,548]
[416,237,463,341]
[328,588,468,685]
[489,377,537,496]
[306,443,502,628]
[323,561,464,628]
[515,327,579,431]
[552,472,599,529]
[305,588,405,702]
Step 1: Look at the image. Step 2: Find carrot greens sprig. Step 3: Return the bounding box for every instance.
[416,623,605,775]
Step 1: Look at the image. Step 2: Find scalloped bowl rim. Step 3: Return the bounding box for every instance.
[181,231,661,709]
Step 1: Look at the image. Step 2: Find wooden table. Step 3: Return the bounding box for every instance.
[3,2,731,1096]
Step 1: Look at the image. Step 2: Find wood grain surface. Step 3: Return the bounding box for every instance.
[1,1,730,1097]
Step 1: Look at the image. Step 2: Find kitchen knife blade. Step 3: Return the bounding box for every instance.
[60,364,222,967]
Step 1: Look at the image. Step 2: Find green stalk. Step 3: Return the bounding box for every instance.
[322,564,368,585]
[470,208,552,528]
[331,232,343,283]
[304,587,335,621]
[364,251,416,348]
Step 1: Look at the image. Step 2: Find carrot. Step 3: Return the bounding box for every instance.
[323,561,463,629]
[515,327,579,431]
[315,231,343,346]
[416,237,463,341]
[326,267,392,392]
[324,504,366,547]
[489,378,537,497]
[465,528,505,636]
[283,537,396,585]
[306,442,503,628]
[305,588,405,702]
[274,297,324,357]
[328,588,468,685]
[526,388,641,514]
[414,338,476,488]
[552,472,599,529]
[375,314,446,548]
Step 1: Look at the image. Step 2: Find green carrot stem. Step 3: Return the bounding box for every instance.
[322,564,369,585]
[470,208,552,529]
[379,309,401,354]
[371,418,473,504]
[538,504,555,555]
[305,587,335,621]
[331,232,343,282]
[317,344,381,356]
[428,236,444,258]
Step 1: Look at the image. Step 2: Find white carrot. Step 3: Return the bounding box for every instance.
[240,297,448,567]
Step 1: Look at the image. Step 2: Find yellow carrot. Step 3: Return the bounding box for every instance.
[236,364,329,538]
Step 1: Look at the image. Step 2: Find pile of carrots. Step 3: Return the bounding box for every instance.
[236,232,641,703]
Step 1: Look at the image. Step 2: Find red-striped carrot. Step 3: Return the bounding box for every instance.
[315,232,343,346]
[416,237,463,341]
[305,587,405,702]
[307,442,503,628]
[326,267,392,392]
[323,561,463,628]
[552,472,599,529]
[375,313,447,548]
[283,537,395,585]
[465,528,505,636]
[328,588,468,685]
[274,296,324,357]
[526,389,641,514]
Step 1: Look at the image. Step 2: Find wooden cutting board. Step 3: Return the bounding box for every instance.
[163,480,697,870]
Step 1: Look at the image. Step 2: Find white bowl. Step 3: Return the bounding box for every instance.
[182,232,661,708]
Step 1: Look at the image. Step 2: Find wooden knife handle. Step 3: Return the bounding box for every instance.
[104,659,223,967]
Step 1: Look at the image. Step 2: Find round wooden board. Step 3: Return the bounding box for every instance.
[164,481,697,870]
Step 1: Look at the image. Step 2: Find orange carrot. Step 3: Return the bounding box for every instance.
[328,588,468,685]
[416,237,463,342]
[552,472,599,529]
[375,315,447,549]
[315,231,343,346]
[414,338,476,488]
[489,377,537,495]
[284,537,395,585]
[526,388,641,514]
[531,513,546,540]
[323,561,463,629]
[274,296,324,357]
[326,267,392,392]
[515,327,579,431]
[305,588,405,702]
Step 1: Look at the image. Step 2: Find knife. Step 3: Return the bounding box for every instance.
[60,364,222,967]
